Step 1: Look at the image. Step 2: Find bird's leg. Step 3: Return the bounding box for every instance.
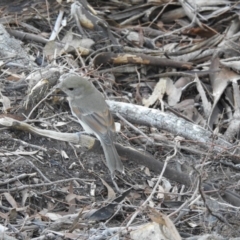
[111,173,121,193]
[77,131,86,135]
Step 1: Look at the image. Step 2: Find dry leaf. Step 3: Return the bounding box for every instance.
[0,224,8,233]
[3,193,18,208]
[195,74,211,117]
[21,189,32,207]
[142,78,182,107]
[148,207,181,240]
[100,178,116,201]
[66,193,87,202]
[43,40,62,60]
[130,222,167,240]
[142,79,166,107]
[157,185,165,199]
[8,208,17,222]
[45,212,63,221]
[0,92,11,113]
[209,57,240,128]
[166,80,182,106]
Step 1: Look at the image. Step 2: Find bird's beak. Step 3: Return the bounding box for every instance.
[56,82,62,90]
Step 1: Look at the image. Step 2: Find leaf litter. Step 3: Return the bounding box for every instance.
[0,0,240,239]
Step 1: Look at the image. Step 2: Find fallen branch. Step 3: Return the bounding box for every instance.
[107,100,239,159]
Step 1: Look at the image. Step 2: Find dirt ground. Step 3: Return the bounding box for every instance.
[2,107,240,238]
[1,0,240,239]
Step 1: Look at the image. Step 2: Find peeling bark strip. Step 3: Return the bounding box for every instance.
[71,1,119,47]
[94,52,193,69]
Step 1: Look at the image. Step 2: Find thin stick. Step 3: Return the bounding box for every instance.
[126,143,178,227]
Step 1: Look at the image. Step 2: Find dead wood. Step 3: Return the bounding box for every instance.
[1,0,240,238]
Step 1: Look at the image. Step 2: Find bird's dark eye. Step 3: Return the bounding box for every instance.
[68,88,74,91]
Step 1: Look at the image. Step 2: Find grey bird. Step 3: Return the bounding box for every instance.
[58,76,124,178]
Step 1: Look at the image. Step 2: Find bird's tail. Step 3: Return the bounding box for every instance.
[101,143,124,175]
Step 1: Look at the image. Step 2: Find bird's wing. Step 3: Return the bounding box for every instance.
[71,105,115,145]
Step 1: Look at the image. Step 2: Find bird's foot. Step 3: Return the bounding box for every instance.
[111,173,122,193]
